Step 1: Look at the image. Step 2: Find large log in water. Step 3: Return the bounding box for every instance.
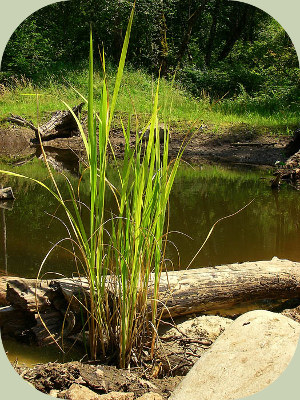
[157,258,300,317]
[1,258,300,342]
[2,258,300,316]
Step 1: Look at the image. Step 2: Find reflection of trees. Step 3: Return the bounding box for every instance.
[169,166,300,267]
[0,189,14,275]
[2,162,300,273]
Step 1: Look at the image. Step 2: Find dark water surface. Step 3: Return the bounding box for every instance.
[1,160,300,278]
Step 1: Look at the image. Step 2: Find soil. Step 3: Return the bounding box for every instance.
[9,314,232,398]
[10,306,300,399]
[14,361,182,399]
[0,124,292,167]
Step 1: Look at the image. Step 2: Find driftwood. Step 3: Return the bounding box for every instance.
[157,258,300,317]
[274,150,300,189]
[6,278,51,312]
[6,103,84,141]
[0,187,14,200]
[1,258,300,344]
[273,128,300,188]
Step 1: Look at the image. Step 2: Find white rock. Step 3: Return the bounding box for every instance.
[63,383,100,400]
[170,310,300,400]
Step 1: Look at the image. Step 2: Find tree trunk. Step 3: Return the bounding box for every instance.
[205,0,221,67]
[217,4,250,62]
[176,0,209,68]
[156,258,300,317]
[6,103,84,142]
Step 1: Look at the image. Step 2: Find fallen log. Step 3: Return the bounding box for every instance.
[6,103,84,141]
[47,258,300,318]
[156,257,300,317]
[1,258,300,343]
[0,187,14,200]
[6,278,51,312]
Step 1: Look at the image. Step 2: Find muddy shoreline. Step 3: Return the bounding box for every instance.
[0,125,291,168]
[8,304,300,399]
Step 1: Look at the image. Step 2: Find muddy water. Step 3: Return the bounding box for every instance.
[2,337,82,367]
[1,160,300,277]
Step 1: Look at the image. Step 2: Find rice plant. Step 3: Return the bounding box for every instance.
[0,4,185,368]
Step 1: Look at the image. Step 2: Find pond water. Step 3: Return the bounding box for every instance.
[1,158,300,366]
[1,159,300,278]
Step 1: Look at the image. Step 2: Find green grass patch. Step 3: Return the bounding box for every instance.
[1,64,298,133]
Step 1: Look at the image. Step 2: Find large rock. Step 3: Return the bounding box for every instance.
[170,310,300,400]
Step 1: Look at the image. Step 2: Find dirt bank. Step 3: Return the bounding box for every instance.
[0,125,291,167]
[10,304,300,399]
[13,361,181,399]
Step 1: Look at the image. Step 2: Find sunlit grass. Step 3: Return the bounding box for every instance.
[1,63,298,131]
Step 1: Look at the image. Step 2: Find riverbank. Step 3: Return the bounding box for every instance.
[6,304,300,399]
[0,123,292,167]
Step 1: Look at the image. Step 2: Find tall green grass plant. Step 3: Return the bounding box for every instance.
[0,5,184,367]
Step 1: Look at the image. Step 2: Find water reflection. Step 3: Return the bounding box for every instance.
[1,161,300,278]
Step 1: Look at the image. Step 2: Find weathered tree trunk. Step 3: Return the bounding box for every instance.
[0,187,14,200]
[1,258,300,343]
[6,103,84,141]
[156,258,300,317]
[47,258,300,318]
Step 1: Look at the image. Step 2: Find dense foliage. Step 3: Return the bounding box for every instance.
[1,0,299,106]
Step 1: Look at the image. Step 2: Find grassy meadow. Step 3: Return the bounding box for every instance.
[1,64,298,135]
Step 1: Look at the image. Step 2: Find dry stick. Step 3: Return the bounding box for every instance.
[187,198,255,269]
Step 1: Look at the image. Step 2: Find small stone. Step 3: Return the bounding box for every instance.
[136,393,164,400]
[97,392,135,400]
[49,389,59,398]
[63,383,100,400]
